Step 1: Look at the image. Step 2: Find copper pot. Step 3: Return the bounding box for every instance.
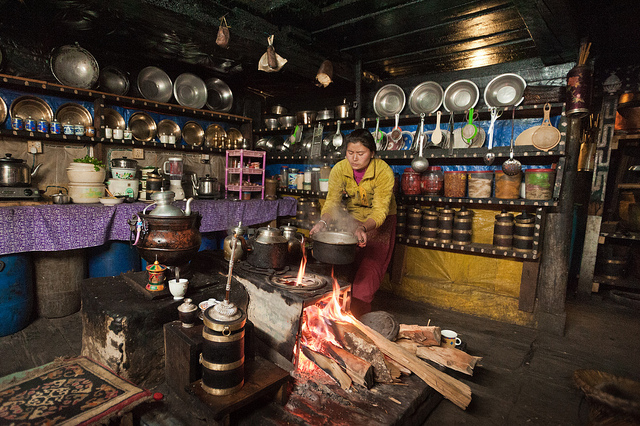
[133,213,202,267]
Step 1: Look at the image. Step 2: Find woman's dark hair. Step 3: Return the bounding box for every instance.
[346,128,376,154]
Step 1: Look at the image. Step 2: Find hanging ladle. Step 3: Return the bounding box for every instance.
[411,113,429,172]
[332,120,343,149]
[502,107,522,176]
[484,107,502,165]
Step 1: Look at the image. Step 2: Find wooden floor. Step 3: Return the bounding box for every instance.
[1,290,639,425]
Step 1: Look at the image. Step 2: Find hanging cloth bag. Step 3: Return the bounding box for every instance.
[258,35,287,72]
[216,16,230,49]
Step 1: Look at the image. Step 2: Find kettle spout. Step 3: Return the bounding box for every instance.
[31,163,43,177]
[184,198,194,215]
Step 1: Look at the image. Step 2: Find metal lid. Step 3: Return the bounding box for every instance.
[280,224,298,233]
[203,306,246,330]
[254,226,287,244]
[515,211,535,223]
[177,298,197,313]
[1,153,23,163]
[495,210,514,220]
[199,174,217,182]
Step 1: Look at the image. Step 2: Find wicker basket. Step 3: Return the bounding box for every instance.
[574,369,640,424]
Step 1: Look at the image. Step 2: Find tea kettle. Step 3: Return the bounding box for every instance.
[145,190,194,216]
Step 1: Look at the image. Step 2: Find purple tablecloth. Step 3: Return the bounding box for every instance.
[0,198,297,256]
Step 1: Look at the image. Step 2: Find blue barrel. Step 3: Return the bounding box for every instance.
[0,254,33,337]
[199,232,223,251]
[88,241,141,278]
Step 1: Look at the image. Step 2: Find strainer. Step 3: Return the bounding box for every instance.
[532,103,561,151]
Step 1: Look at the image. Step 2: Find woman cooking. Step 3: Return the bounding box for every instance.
[310,129,397,317]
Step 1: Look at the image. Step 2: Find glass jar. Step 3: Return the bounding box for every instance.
[467,170,493,198]
[420,166,443,195]
[296,171,304,190]
[443,171,467,198]
[495,170,522,199]
[401,168,421,195]
[280,166,289,188]
[525,168,556,200]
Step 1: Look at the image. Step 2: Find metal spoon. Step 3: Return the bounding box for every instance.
[431,111,443,146]
[484,107,502,165]
[411,113,429,172]
[502,108,522,176]
[332,120,343,148]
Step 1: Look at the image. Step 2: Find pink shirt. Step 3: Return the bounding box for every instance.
[353,166,367,184]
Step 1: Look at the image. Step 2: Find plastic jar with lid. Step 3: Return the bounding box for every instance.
[467,170,493,198]
[420,166,444,195]
[443,171,467,198]
[401,168,422,195]
[494,170,522,199]
[525,168,556,200]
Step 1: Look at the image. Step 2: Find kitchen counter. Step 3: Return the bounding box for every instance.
[0,197,297,256]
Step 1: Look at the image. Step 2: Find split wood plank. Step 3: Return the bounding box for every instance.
[349,318,472,410]
[301,345,352,390]
[397,324,441,346]
[321,341,374,388]
[415,346,483,376]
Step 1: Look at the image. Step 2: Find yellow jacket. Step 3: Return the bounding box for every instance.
[321,158,397,228]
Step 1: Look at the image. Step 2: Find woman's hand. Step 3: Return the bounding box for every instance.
[310,220,327,236]
[355,225,367,247]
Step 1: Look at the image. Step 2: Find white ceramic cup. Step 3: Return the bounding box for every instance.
[168,278,188,300]
[113,128,124,139]
[441,329,462,347]
[160,133,169,144]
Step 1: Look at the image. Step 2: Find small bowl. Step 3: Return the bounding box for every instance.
[111,167,137,179]
[99,196,125,206]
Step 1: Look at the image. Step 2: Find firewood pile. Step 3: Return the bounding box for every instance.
[299,314,480,411]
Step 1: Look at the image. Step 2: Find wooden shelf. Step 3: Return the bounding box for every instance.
[277,188,327,198]
[600,231,640,242]
[398,194,558,207]
[397,237,539,260]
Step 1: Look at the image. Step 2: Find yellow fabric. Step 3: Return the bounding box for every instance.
[321,158,397,228]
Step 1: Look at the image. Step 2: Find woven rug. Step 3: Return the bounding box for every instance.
[0,356,152,425]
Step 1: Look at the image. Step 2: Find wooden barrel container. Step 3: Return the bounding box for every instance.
[493,210,514,249]
[422,207,439,229]
[407,224,421,239]
[34,249,86,318]
[407,205,423,228]
[454,206,474,231]
[421,226,437,241]
[438,206,455,230]
[513,211,535,252]
[201,306,246,396]
[597,244,631,281]
[453,229,472,244]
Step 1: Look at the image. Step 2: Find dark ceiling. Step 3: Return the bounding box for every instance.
[0,0,639,104]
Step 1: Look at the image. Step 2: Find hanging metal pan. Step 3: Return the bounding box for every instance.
[174,73,207,109]
[129,112,157,142]
[56,103,92,128]
[137,66,173,103]
[408,81,444,114]
[10,96,54,122]
[373,84,406,117]
[443,80,479,113]
[484,73,526,108]
[182,121,204,146]
[50,44,99,89]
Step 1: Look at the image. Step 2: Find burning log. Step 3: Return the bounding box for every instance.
[415,346,483,376]
[397,324,441,346]
[349,317,472,410]
[321,341,375,388]
[329,320,394,384]
[301,345,352,390]
[384,355,411,377]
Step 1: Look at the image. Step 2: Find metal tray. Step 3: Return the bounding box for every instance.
[56,103,93,127]
[102,107,125,129]
[157,119,181,142]
[10,96,54,122]
[226,127,243,149]
[182,121,204,146]
[204,124,226,148]
[129,111,157,142]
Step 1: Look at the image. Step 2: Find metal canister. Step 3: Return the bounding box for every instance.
[566,65,592,117]
[37,119,49,133]
[493,210,515,249]
[24,116,36,132]
[513,211,535,252]
[74,123,85,136]
[63,122,74,135]
[438,206,455,243]
[421,207,438,242]
[296,197,308,222]
[11,116,23,130]
[50,119,61,134]
[201,306,246,396]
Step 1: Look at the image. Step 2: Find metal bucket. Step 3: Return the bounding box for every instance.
[201,307,246,396]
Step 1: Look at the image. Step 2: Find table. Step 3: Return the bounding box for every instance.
[0,198,297,256]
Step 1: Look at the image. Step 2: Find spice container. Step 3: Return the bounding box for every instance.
[444,171,467,198]
[421,166,444,195]
[303,169,312,190]
[467,170,493,198]
[525,169,556,200]
[401,168,422,195]
[493,210,514,249]
[514,211,535,252]
[494,170,522,199]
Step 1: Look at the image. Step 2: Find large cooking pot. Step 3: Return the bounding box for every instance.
[311,231,358,264]
[0,153,42,186]
[247,226,288,269]
[198,174,220,196]
[335,98,357,119]
[296,111,317,125]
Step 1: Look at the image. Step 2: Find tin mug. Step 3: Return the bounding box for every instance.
[74,124,85,136]
[11,116,23,130]
[25,117,36,132]
[113,128,123,139]
[168,134,176,144]
[63,122,75,135]
[85,126,95,137]
[37,119,48,133]
[104,126,112,138]
[50,120,61,134]
[159,134,169,144]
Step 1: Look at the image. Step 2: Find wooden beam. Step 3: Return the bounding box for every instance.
[518,260,540,312]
